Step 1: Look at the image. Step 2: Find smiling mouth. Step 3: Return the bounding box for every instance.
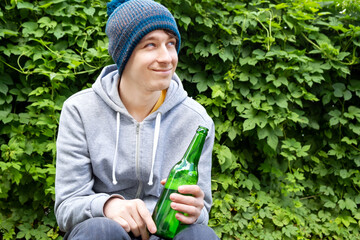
[152,69,173,75]
[153,68,172,72]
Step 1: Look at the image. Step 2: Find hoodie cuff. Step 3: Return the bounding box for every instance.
[90,194,124,217]
[90,195,111,217]
[194,206,209,225]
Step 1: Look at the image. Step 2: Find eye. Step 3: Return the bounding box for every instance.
[144,42,156,48]
[167,40,176,47]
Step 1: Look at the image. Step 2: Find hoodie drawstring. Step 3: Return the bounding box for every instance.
[148,112,162,185]
[112,112,161,186]
[112,112,120,185]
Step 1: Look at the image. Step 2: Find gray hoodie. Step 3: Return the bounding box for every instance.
[54,64,215,232]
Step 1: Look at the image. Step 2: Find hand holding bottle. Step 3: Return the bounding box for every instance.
[153,126,209,238]
[104,197,157,240]
[160,179,205,224]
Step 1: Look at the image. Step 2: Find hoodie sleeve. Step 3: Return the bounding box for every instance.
[195,120,215,225]
[54,99,111,232]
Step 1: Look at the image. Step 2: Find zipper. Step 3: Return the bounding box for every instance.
[135,123,143,198]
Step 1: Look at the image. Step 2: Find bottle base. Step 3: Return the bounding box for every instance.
[154,224,189,239]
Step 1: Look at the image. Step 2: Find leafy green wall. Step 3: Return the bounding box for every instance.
[1,0,359,239]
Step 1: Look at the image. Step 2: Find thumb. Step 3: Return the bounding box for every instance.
[160,179,167,185]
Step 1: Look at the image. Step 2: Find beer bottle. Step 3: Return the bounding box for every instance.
[152,126,209,239]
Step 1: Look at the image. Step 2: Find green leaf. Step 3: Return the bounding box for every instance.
[196,81,208,92]
[349,123,360,135]
[17,2,34,10]
[218,47,234,62]
[0,82,9,95]
[209,42,220,55]
[84,7,95,16]
[53,24,65,39]
[344,198,357,211]
[239,72,249,82]
[243,119,256,131]
[344,106,360,120]
[329,110,347,126]
[211,85,225,99]
[180,16,191,28]
[22,22,38,32]
[341,136,357,145]
[282,225,298,238]
[324,201,336,209]
[319,185,335,196]
[336,215,357,227]
[239,57,258,66]
[275,94,288,108]
[38,17,57,29]
[215,145,234,172]
[274,76,288,87]
[258,126,281,150]
[228,126,237,141]
[274,3,289,10]
[195,42,209,57]
[333,83,346,98]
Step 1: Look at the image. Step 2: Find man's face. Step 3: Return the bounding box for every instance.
[121,29,178,93]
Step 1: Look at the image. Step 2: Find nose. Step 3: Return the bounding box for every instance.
[156,44,172,63]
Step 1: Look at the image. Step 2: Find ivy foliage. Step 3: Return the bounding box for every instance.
[0,0,110,239]
[0,0,359,239]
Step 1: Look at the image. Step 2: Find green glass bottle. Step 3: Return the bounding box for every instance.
[152,126,209,239]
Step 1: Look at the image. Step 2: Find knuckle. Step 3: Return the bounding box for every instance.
[129,223,138,232]
[183,216,195,225]
[185,205,196,216]
[200,189,205,196]
[190,197,202,208]
[120,222,130,232]
[138,221,145,229]
[124,204,133,211]
[135,199,144,206]
[192,206,200,215]
[119,207,127,215]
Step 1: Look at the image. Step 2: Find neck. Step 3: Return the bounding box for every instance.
[118,79,160,122]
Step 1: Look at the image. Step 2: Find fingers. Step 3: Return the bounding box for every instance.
[168,185,205,224]
[127,211,144,238]
[177,185,204,198]
[135,199,157,234]
[125,199,154,240]
[113,216,131,232]
[104,198,155,240]
[170,195,203,214]
[175,212,198,224]
[171,202,200,224]
[115,206,140,235]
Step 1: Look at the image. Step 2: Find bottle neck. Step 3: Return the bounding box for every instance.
[182,131,207,166]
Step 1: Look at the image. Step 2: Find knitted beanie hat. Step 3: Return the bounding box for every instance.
[106,0,181,76]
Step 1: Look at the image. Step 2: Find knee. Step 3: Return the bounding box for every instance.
[175,224,219,240]
[66,217,130,240]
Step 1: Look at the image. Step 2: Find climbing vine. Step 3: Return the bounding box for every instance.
[0,0,359,239]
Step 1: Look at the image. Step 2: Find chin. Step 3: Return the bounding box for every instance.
[157,79,171,90]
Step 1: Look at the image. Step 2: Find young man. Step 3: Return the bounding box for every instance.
[54,0,218,239]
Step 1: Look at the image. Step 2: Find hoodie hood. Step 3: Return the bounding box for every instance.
[92,64,188,185]
[92,64,188,119]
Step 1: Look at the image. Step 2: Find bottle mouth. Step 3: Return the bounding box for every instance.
[197,126,209,134]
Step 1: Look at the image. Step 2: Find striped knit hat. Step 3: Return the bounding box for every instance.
[106,0,181,76]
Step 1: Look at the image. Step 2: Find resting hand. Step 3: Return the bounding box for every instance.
[160,179,205,224]
[104,198,156,240]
